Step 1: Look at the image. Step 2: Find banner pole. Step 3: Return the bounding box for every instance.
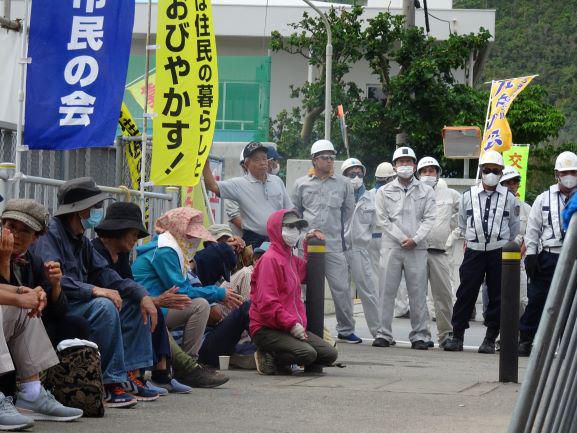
[475,79,495,183]
[14,0,30,194]
[140,0,153,213]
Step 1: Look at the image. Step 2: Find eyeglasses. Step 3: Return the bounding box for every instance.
[346,172,364,179]
[482,168,502,175]
[282,223,303,230]
[315,155,336,162]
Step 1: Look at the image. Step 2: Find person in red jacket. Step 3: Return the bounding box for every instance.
[249,209,338,375]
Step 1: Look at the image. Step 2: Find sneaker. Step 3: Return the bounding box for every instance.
[122,372,159,401]
[16,387,83,422]
[337,333,362,344]
[443,337,464,352]
[426,341,435,348]
[150,379,192,394]
[411,340,429,350]
[175,365,229,388]
[478,338,496,354]
[0,393,34,431]
[144,380,168,397]
[103,384,137,409]
[254,350,277,375]
[372,337,390,348]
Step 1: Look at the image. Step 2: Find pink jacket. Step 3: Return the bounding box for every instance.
[249,209,308,336]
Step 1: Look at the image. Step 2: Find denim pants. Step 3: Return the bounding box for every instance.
[69,297,153,384]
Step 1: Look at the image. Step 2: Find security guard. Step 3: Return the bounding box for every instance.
[373,147,436,350]
[444,150,520,354]
[342,158,381,338]
[292,140,360,343]
[519,151,577,356]
[417,156,460,347]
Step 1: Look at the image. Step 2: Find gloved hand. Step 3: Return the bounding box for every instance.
[525,254,540,280]
[290,323,307,340]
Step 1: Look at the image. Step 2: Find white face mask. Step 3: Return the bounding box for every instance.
[350,176,363,190]
[482,173,501,187]
[420,176,437,187]
[270,165,280,175]
[559,174,577,190]
[281,227,301,248]
[396,166,414,179]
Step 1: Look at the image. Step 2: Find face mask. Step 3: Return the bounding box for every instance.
[81,208,104,230]
[559,174,577,190]
[350,176,363,190]
[482,173,501,187]
[270,165,280,176]
[396,166,414,179]
[281,227,301,248]
[420,176,438,188]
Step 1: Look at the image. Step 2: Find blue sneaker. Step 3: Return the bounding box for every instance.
[150,379,192,394]
[144,380,168,397]
[122,373,159,402]
[337,333,363,344]
[104,384,137,409]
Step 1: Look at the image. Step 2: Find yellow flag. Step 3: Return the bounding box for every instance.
[151,0,219,186]
[481,75,536,154]
[126,73,157,112]
[503,145,530,202]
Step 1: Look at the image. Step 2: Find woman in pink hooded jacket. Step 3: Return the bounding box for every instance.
[249,209,338,375]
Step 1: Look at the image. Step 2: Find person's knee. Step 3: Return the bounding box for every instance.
[294,345,317,366]
[191,298,210,315]
[90,297,119,317]
[320,346,338,365]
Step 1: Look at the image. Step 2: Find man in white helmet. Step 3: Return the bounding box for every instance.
[292,140,360,343]
[417,156,460,347]
[341,158,381,338]
[444,150,520,354]
[373,146,436,350]
[519,151,577,356]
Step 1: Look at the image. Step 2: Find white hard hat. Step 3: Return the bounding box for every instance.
[479,150,504,167]
[239,149,245,164]
[555,151,577,172]
[341,158,365,176]
[392,147,417,163]
[311,139,336,156]
[501,165,521,182]
[417,156,442,176]
[375,162,395,178]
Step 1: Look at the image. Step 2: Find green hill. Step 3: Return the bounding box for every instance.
[454,0,577,143]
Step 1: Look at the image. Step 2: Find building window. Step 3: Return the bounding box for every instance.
[366,84,387,102]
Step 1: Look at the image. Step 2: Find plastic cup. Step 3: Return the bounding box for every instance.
[219,355,230,370]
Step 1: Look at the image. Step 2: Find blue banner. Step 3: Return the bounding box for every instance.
[25,0,135,150]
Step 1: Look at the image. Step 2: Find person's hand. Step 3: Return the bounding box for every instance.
[0,228,14,262]
[226,236,246,253]
[140,295,158,332]
[92,286,122,311]
[16,287,40,311]
[154,286,193,310]
[26,286,47,318]
[44,261,62,289]
[290,323,307,340]
[208,304,224,326]
[401,238,416,250]
[525,254,540,281]
[220,288,243,310]
[520,241,527,258]
[305,229,325,241]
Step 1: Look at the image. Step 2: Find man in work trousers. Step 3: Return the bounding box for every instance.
[373,146,436,350]
[519,151,577,356]
[444,150,520,354]
[342,157,381,339]
[417,156,460,348]
[292,140,361,344]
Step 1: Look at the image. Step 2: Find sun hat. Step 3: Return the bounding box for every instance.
[54,177,110,216]
[95,202,149,239]
[155,207,214,242]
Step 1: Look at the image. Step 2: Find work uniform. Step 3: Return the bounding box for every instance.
[451,184,520,335]
[425,181,460,344]
[292,173,356,336]
[519,184,569,338]
[344,187,380,337]
[374,178,436,343]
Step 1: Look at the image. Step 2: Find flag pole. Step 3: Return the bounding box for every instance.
[475,79,495,183]
[140,0,153,213]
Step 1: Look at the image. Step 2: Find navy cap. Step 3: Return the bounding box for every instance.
[266,146,283,161]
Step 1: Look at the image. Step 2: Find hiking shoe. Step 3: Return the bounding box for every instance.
[519,341,532,357]
[0,393,33,431]
[427,341,435,348]
[478,338,496,354]
[255,350,277,375]
[122,372,159,401]
[16,387,83,422]
[443,337,464,352]
[372,337,390,348]
[144,380,168,397]
[411,340,429,350]
[337,333,362,344]
[150,379,192,394]
[175,365,229,388]
[104,384,137,409]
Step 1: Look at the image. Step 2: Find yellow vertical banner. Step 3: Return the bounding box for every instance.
[482,75,536,154]
[118,102,142,189]
[503,144,530,202]
[152,0,219,186]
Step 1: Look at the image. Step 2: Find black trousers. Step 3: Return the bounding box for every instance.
[43,314,91,348]
[452,248,502,333]
[519,251,559,339]
[242,230,269,250]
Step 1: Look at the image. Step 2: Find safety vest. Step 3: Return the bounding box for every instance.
[541,184,566,248]
[468,184,509,249]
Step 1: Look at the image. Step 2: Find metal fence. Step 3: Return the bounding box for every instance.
[508,211,577,433]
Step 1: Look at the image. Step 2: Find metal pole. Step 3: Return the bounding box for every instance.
[140,0,154,214]
[302,0,332,140]
[305,237,326,373]
[499,241,520,383]
[395,0,415,147]
[0,0,20,31]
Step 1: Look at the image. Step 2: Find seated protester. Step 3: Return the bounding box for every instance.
[194,242,238,286]
[132,207,242,367]
[0,199,90,346]
[207,224,252,273]
[250,210,338,375]
[92,202,192,395]
[31,177,159,408]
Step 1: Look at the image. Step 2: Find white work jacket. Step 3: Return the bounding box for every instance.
[344,188,376,252]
